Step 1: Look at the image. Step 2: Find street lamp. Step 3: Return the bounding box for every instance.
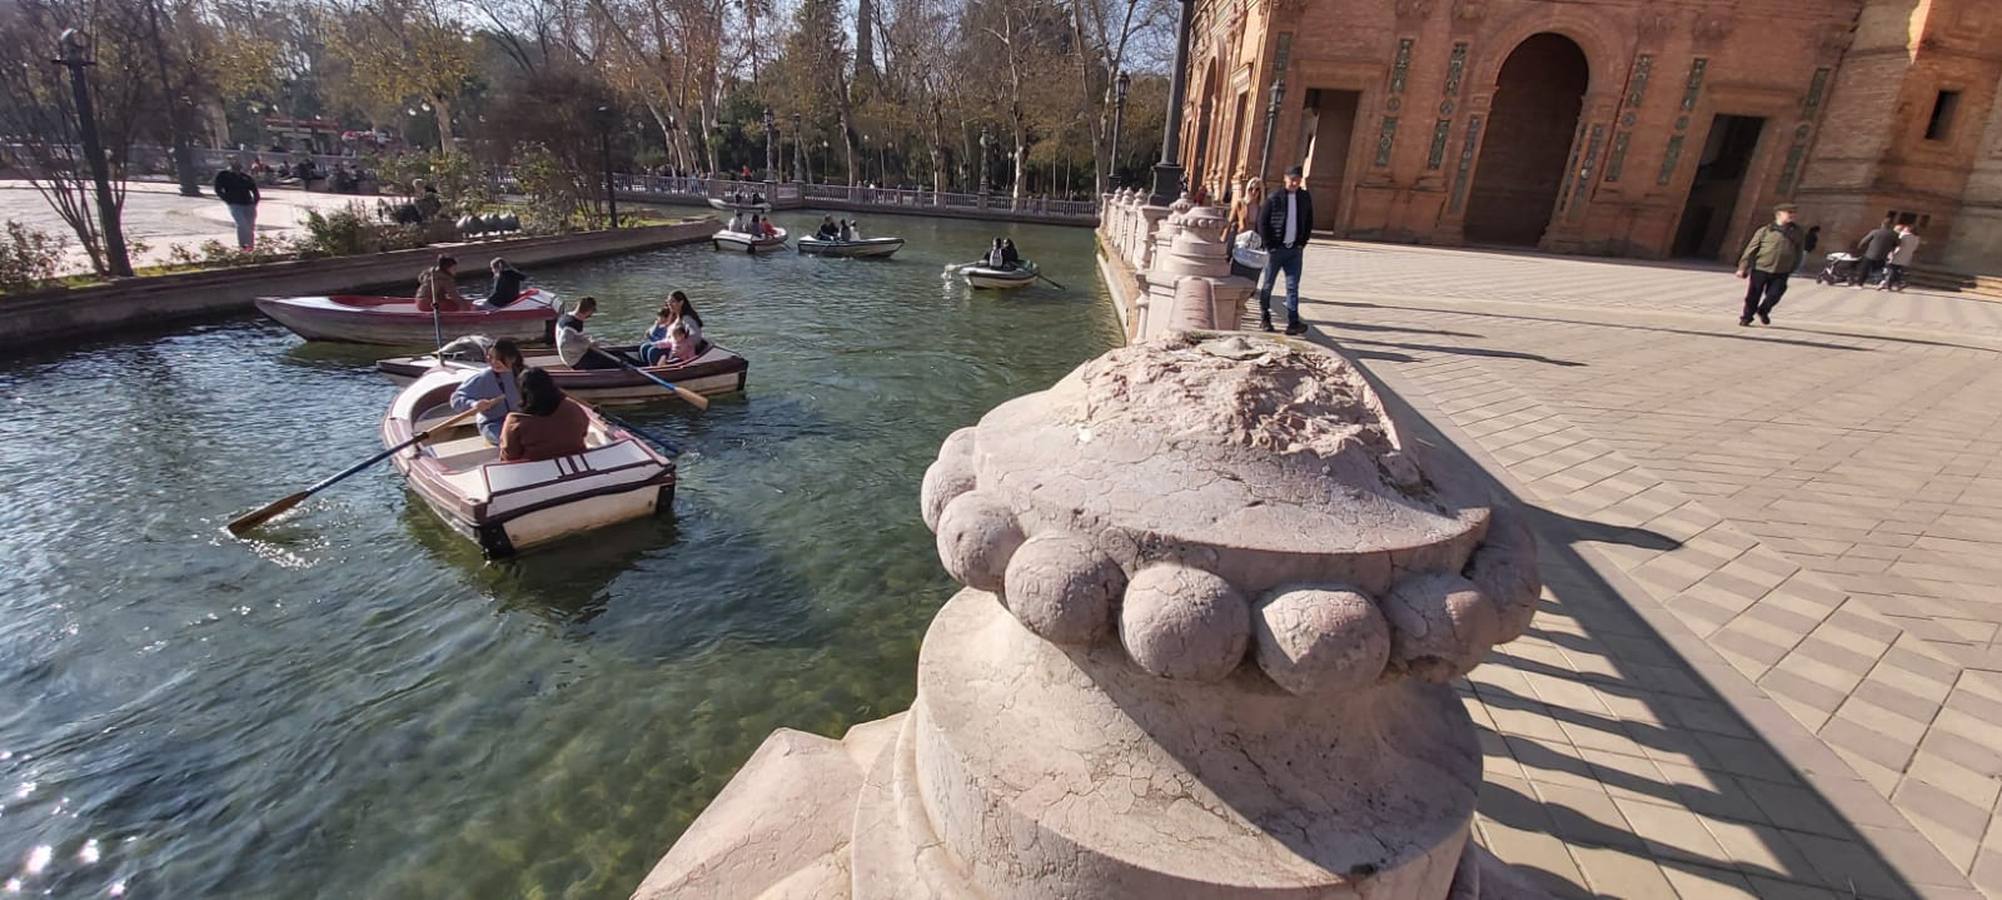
[1111,70,1130,188]
[762,107,777,183]
[1259,75,1286,186]
[595,105,618,228]
[820,139,829,184]
[792,112,804,184]
[53,29,132,277]
[1150,0,1195,205]
[978,127,991,195]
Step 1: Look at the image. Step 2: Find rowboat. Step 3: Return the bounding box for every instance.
[962,262,1039,290]
[378,340,750,404]
[713,226,788,253]
[797,236,905,258]
[708,197,772,212]
[383,369,676,557]
[255,289,559,345]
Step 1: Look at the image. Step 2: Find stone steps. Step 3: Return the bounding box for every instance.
[1907,267,2002,300]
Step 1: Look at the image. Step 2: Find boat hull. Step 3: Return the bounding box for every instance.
[712,228,788,254]
[256,291,558,345]
[384,370,676,557]
[798,237,904,258]
[378,344,750,404]
[963,265,1038,289]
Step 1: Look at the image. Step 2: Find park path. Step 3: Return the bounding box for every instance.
[1,179,370,274]
[1286,241,2002,898]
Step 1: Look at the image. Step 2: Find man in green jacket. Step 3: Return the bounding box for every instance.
[1736,203,1805,326]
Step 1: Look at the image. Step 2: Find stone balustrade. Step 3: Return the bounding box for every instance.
[1098,189,1256,339]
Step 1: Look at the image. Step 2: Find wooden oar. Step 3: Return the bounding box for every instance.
[227,405,479,535]
[1032,268,1067,290]
[594,348,711,410]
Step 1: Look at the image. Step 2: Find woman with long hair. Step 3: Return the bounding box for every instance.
[448,338,526,444]
[499,368,591,462]
[641,291,707,365]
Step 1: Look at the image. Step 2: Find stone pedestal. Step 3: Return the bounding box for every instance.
[1134,196,1256,338]
[635,335,1548,900]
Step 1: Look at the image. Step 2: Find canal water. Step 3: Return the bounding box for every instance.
[0,211,1119,899]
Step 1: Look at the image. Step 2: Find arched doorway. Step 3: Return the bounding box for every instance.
[1463,33,1590,246]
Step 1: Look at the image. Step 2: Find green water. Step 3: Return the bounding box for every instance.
[0,211,1118,898]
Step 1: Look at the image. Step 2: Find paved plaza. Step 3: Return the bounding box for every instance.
[1,178,367,273]
[1283,242,2002,898]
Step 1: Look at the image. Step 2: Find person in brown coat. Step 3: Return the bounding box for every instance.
[499,368,591,462]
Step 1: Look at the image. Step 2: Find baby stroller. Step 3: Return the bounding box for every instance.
[1813,252,1865,285]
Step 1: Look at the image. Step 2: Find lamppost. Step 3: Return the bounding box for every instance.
[53,29,133,277]
[878,134,888,187]
[1258,75,1285,186]
[762,107,777,182]
[595,105,618,229]
[820,139,829,184]
[861,133,871,185]
[792,112,805,184]
[1149,0,1195,205]
[978,127,991,195]
[1111,71,1130,189]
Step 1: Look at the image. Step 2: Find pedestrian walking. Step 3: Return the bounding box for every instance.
[1882,223,1921,291]
[1736,203,1805,327]
[1796,225,1820,272]
[1255,165,1315,335]
[1851,217,1899,287]
[213,158,261,251]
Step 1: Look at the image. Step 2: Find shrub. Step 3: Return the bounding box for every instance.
[0,221,68,294]
[302,203,379,256]
[374,151,496,219]
[513,143,589,234]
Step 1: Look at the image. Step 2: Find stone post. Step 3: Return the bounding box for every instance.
[635,334,1548,900]
[1136,194,1255,338]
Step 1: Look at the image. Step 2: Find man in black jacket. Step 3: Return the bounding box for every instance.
[213,159,260,251]
[1255,165,1314,334]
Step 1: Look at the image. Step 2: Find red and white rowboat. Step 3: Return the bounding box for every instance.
[384,369,676,557]
[256,289,560,346]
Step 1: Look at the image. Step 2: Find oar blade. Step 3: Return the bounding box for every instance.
[226,491,309,535]
[674,386,712,410]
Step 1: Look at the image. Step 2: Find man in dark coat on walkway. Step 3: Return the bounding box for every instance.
[1255,165,1315,335]
[1852,218,1899,287]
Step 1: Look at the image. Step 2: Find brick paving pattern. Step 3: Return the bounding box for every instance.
[1279,241,2002,898]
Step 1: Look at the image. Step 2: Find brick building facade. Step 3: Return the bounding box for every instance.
[1180,0,2002,272]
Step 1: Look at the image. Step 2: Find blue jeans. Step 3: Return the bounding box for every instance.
[1258,245,1304,325]
[226,202,257,249]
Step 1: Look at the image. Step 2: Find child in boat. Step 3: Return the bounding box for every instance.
[499,368,590,462]
[555,296,620,370]
[758,216,779,238]
[449,338,525,444]
[414,255,464,312]
[641,291,706,365]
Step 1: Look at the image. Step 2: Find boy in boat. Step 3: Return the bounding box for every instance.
[499,368,590,463]
[476,257,528,309]
[414,255,465,312]
[556,296,621,370]
[450,338,526,444]
[756,215,779,239]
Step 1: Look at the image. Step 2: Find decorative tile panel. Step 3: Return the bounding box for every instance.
[1680,58,1708,112]
[1449,115,1482,213]
[1428,118,1452,169]
[1605,131,1630,183]
[1374,116,1400,166]
[1657,134,1685,185]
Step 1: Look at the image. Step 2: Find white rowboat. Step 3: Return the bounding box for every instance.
[384,369,676,557]
[797,236,905,258]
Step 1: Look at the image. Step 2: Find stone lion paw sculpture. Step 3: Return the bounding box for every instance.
[922,332,1541,693]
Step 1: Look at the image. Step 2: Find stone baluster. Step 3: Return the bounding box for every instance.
[637,334,1550,900]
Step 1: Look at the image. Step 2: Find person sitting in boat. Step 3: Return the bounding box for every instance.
[755,215,778,239]
[848,220,864,240]
[449,338,526,444]
[641,290,706,365]
[476,257,528,309]
[837,219,853,241]
[556,296,621,370]
[986,238,1008,269]
[815,215,839,240]
[414,255,465,312]
[1001,239,1021,268]
[499,367,590,463]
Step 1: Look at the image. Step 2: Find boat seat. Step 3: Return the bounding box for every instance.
[429,435,499,470]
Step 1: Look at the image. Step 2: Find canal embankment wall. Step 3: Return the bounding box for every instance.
[624,195,1097,228]
[0,219,718,352]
